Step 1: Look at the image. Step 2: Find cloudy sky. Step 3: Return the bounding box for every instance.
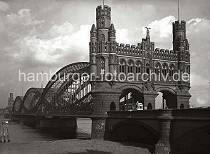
[0,0,210,108]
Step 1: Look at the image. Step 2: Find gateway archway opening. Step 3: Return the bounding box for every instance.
[155,90,177,109]
[119,88,144,111]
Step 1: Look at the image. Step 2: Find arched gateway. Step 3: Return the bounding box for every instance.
[88,4,191,139]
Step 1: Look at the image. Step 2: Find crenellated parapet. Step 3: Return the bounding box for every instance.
[153,48,178,61]
[116,43,145,57]
[114,44,179,62]
[90,41,186,62]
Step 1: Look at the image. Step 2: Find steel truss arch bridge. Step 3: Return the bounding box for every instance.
[14,62,93,115]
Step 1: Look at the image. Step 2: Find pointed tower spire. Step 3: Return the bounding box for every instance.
[109,23,116,42]
[90,24,97,42]
[109,23,115,31]
[91,24,96,32]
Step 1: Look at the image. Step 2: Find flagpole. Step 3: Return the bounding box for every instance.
[178,0,180,21]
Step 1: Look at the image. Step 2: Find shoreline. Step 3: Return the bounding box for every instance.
[0,138,151,154]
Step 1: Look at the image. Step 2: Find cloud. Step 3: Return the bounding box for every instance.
[0,1,9,12]
[48,22,74,37]
[14,22,90,65]
[0,82,5,87]
[0,1,9,32]
[190,73,209,86]
[187,18,210,107]
[187,18,210,80]
[142,16,176,49]
[188,18,210,34]
[146,16,175,39]
[116,28,130,43]
[6,9,44,26]
[196,98,208,106]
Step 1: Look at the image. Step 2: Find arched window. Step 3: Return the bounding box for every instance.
[110,102,116,111]
[128,59,134,73]
[146,63,150,74]
[186,65,190,74]
[147,103,152,110]
[136,60,142,73]
[99,56,105,74]
[128,92,132,99]
[119,59,126,73]
[100,34,105,42]
[162,63,168,77]
[101,17,105,27]
[155,62,161,75]
[180,65,185,73]
[169,64,175,77]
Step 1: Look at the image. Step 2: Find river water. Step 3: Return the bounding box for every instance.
[7,118,92,143]
[0,118,152,154]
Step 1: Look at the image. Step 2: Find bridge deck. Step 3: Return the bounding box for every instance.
[13,108,210,120]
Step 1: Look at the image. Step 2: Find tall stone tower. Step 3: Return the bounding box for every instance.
[8,93,14,112]
[89,5,120,139]
[89,5,117,78]
[172,20,191,108]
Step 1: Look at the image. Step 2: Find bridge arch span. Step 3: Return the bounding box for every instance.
[108,119,159,146]
[21,88,43,113]
[172,124,210,154]
[37,62,92,114]
[12,96,23,114]
[40,62,89,100]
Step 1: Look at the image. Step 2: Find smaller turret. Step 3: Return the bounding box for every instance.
[96,5,111,29]
[90,24,97,43]
[173,20,189,52]
[108,24,116,42]
[90,24,96,33]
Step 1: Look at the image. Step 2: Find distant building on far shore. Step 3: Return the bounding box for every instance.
[7,93,14,113]
[0,108,4,115]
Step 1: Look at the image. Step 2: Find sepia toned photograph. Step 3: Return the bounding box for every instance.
[0,0,210,154]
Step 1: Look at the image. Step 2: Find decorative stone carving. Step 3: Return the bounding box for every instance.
[143,81,155,92]
[176,85,190,96]
[96,121,105,130]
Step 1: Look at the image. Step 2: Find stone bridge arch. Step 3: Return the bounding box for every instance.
[105,118,160,152]
[171,124,210,154]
